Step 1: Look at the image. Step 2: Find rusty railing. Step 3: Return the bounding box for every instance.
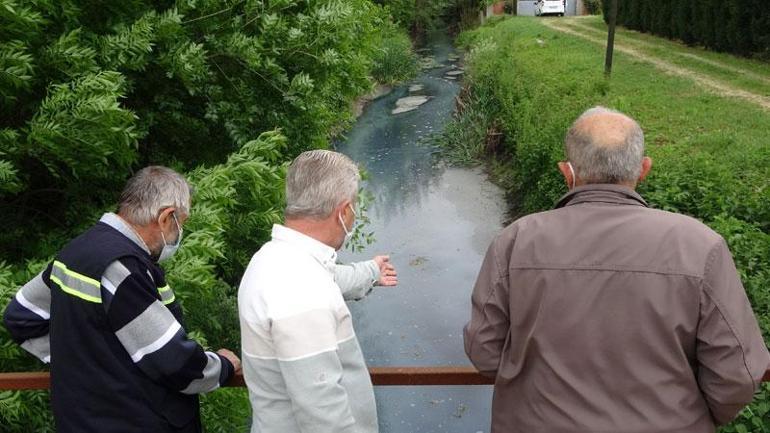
[0,367,493,390]
[1,367,769,390]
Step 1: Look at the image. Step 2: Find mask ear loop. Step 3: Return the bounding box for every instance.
[171,212,182,246]
[567,162,577,190]
[159,212,182,247]
[339,205,354,237]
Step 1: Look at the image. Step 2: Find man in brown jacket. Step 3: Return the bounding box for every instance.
[464,107,769,433]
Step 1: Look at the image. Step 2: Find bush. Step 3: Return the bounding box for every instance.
[371,27,420,84]
[375,0,491,35]
[584,0,603,15]
[377,0,454,34]
[0,0,419,431]
[449,17,770,431]
[602,0,770,58]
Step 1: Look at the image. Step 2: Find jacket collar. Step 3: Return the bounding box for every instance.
[100,213,151,255]
[555,184,648,209]
[271,224,337,272]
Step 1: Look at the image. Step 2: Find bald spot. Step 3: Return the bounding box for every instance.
[572,112,639,149]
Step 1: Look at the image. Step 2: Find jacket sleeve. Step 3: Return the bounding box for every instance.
[2,267,52,363]
[334,261,379,301]
[463,238,510,378]
[102,258,234,394]
[696,238,770,425]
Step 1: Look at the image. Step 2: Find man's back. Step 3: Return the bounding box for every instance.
[465,185,769,433]
[47,222,200,432]
[238,224,377,433]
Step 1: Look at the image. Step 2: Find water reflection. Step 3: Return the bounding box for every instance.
[335,30,507,433]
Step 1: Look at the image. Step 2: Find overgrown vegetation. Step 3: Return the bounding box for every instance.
[376,0,454,35]
[602,0,770,59]
[371,30,420,84]
[446,17,770,432]
[0,0,421,430]
[375,0,493,37]
[583,0,602,15]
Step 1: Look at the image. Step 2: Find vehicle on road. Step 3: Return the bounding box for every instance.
[535,0,565,16]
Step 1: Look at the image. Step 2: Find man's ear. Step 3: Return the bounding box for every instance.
[638,157,653,183]
[157,207,176,230]
[557,161,574,189]
[330,200,349,220]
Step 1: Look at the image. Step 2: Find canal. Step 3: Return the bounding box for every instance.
[336,30,507,433]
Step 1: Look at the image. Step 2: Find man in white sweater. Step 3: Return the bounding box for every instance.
[238,150,398,433]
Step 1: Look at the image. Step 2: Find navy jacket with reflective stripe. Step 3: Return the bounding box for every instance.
[48,222,201,433]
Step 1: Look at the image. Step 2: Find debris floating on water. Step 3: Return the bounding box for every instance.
[419,56,442,70]
[392,96,430,114]
[408,84,425,93]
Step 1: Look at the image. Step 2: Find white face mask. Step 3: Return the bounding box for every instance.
[337,204,356,249]
[158,213,183,262]
[567,161,577,190]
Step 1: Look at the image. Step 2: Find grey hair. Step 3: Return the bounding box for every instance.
[118,166,192,226]
[285,150,360,219]
[565,106,645,184]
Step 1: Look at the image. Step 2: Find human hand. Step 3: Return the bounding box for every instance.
[217,348,242,374]
[373,255,398,287]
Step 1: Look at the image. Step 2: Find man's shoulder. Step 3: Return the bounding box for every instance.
[510,203,721,242]
[503,203,725,275]
[239,240,329,295]
[245,240,319,273]
[641,207,722,238]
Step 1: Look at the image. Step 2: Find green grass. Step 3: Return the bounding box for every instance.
[580,16,770,76]
[448,16,770,432]
[567,16,770,96]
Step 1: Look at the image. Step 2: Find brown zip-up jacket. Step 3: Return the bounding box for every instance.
[464,184,769,433]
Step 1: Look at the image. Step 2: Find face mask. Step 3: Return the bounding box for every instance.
[567,161,577,190]
[337,204,356,249]
[158,213,183,262]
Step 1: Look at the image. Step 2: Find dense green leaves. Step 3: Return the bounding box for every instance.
[370,29,420,84]
[603,0,770,58]
[0,0,416,261]
[0,0,419,431]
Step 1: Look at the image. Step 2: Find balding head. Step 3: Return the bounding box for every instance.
[564,107,646,185]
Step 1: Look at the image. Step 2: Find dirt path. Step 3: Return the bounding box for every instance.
[540,19,770,111]
[563,18,770,87]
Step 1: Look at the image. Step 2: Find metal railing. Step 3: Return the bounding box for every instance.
[0,367,493,390]
[1,367,769,390]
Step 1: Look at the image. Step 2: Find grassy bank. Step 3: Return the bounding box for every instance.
[561,16,770,97]
[445,16,770,432]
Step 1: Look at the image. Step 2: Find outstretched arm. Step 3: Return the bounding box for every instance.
[334,256,397,300]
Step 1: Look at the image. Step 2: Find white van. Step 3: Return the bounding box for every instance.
[535,0,565,16]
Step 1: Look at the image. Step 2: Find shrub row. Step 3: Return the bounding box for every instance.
[602,0,770,59]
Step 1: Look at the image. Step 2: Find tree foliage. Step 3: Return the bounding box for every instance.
[0,0,419,430]
[374,0,489,35]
